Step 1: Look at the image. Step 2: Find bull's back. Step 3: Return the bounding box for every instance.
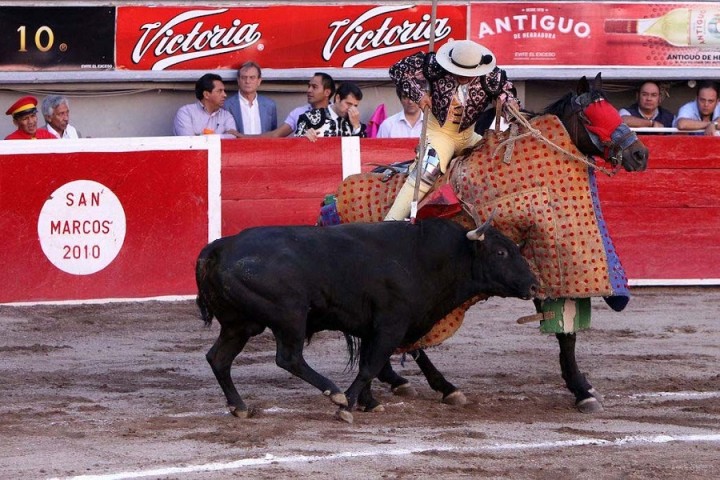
[196,221,472,314]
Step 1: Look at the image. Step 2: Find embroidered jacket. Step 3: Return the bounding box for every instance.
[295,107,367,138]
[389,51,517,132]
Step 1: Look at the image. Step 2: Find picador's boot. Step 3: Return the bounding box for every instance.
[384,147,441,221]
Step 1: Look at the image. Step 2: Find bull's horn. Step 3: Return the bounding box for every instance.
[466,230,485,241]
[466,209,497,241]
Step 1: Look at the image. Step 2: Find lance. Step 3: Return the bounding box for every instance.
[410,0,438,224]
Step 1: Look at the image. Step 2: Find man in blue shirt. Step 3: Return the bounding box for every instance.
[674,80,720,136]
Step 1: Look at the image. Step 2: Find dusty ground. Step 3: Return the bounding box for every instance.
[1,287,719,480]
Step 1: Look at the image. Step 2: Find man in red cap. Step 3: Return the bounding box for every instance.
[5,96,57,140]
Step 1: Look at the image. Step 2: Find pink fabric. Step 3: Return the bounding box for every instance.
[366,103,386,138]
[583,100,622,143]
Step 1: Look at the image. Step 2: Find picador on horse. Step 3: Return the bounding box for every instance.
[324,39,649,413]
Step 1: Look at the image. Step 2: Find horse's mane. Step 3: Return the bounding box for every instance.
[540,92,575,117]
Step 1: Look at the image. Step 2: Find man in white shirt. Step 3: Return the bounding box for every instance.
[41,95,81,139]
[377,87,424,138]
[225,62,277,135]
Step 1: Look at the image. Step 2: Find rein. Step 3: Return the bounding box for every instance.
[493,102,619,177]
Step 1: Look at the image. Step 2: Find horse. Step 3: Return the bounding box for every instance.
[332,73,649,414]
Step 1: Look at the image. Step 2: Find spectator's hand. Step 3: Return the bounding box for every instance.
[417,93,432,112]
[304,128,319,142]
[347,106,361,130]
[704,121,718,137]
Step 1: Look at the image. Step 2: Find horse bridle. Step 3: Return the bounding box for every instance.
[572,91,638,168]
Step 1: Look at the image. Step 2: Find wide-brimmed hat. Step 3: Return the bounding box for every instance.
[436,40,496,77]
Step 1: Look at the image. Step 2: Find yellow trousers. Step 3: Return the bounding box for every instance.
[426,113,483,173]
[384,113,483,221]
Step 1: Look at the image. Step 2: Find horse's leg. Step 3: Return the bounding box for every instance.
[411,349,467,405]
[556,333,604,413]
[376,359,417,396]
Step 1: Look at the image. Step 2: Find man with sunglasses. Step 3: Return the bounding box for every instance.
[385,39,518,220]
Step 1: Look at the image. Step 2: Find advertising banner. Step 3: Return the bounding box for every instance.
[471,2,720,68]
[0,7,115,71]
[116,4,467,70]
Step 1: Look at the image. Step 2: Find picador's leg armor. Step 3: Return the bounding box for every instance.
[384,146,442,221]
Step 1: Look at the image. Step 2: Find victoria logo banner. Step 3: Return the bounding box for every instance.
[116,4,467,70]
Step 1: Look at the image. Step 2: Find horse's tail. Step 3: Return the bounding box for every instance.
[343,333,361,372]
[195,245,217,328]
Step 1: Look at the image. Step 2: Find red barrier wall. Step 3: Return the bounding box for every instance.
[1,134,716,304]
[0,137,220,304]
[221,136,720,285]
[596,136,720,283]
[220,138,417,234]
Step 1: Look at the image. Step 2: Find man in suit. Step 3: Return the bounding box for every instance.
[225,61,277,135]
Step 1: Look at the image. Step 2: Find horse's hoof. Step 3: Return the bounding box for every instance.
[391,383,417,397]
[442,390,468,405]
[335,409,354,424]
[577,396,604,413]
[328,392,348,407]
[588,388,605,405]
[228,406,249,418]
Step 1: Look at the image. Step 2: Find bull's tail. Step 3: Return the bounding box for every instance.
[195,245,217,327]
[196,293,213,327]
[343,333,360,372]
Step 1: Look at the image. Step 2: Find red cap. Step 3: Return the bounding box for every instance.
[6,96,38,117]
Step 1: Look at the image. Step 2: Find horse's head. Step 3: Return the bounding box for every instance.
[545,73,648,172]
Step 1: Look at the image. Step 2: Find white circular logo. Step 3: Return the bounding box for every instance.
[37,180,126,275]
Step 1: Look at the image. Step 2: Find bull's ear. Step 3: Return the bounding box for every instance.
[593,72,603,91]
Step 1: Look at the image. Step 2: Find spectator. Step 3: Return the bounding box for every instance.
[295,81,366,142]
[4,96,57,140]
[619,81,674,128]
[674,80,720,136]
[41,95,81,139]
[376,86,424,138]
[385,40,518,220]
[225,61,277,135]
[173,73,240,138]
[263,72,335,137]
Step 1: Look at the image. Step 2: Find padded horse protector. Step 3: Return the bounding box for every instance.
[336,115,629,349]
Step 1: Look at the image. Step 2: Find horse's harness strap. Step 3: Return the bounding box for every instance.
[502,102,618,177]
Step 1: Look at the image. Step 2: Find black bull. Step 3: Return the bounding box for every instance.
[196,217,538,422]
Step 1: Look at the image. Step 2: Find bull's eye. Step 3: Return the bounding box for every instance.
[497,249,508,257]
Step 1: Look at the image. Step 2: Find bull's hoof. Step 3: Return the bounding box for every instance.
[335,408,354,424]
[327,392,348,407]
[391,383,417,397]
[228,406,249,418]
[576,396,604,414]
[364,403,385,413]
[588,388,605,405]
[442,390,468,405]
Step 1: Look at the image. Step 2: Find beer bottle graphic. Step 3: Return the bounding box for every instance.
[604,7,720,47]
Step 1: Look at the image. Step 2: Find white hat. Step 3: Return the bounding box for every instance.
[436,40,496,77]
